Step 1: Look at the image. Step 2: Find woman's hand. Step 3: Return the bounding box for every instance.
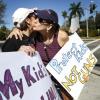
[7,27,23,40]
[83,73,89,82]
[18,45,35,56]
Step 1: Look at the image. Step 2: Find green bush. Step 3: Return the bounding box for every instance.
[0,31,7,40]
[0,26,10,40]
[89,29,98,37]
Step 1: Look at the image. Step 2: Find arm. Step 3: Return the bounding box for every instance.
[58,29,69,47]
[2,36,20,52]
[7,27,23,40]
[83,73,89,82]
[2,36,36,56]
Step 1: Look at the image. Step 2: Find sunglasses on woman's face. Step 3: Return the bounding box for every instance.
[38,18,53,24]
[32,15,46,24]
[38,18,46,23]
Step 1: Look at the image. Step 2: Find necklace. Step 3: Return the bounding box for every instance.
[43,44,50,62]
[43,35,54,45]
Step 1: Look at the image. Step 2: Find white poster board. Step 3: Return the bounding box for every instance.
[46,33,97,100]
[0,51,61,100]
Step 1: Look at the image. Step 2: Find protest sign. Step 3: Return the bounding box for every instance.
[46,32,97,99]
[0,51,61,100]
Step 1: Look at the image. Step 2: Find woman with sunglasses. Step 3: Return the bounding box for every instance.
[35,9,72,100]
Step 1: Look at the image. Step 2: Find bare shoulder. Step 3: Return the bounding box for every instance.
[58,29,69,46]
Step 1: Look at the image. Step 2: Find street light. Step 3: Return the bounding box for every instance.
[90,0,96,14]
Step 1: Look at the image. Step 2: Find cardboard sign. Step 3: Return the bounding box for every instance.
[46,33,97,99]
[0,52,61,100]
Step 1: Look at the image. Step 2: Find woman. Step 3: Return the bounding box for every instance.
[2,7,37,55]
[34,9,72,100]
[34,9,69,65]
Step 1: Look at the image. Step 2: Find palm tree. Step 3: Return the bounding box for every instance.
[0,0,6,24]
[62,10,68,19]
[69,2,84,33]
[69,2,84,23]
[62,10,69,30]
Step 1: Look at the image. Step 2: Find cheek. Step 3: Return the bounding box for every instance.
[34,22,42,28]
[30,18,36,26]
[31,21,35,26]
[33,25,44,31]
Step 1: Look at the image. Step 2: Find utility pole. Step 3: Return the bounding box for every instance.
[86,9,89,38]
[85,0,96,38]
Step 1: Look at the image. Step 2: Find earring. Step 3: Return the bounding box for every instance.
[47,28,49,33]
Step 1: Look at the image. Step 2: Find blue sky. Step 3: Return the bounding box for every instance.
[3,0,100,29]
